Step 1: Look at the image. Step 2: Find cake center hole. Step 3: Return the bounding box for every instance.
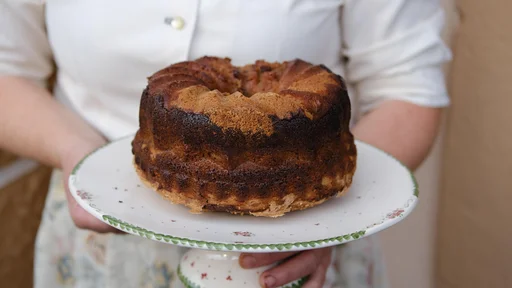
[237,62,287,97]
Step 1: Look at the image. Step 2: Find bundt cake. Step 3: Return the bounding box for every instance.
[132,56,357,217]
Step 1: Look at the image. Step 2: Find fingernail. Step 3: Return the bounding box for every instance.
[264,275,277,288]
[240,255,256,268]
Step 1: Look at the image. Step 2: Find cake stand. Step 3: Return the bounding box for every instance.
[69,136,418,288]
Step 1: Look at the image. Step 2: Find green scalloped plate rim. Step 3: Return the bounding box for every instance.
[102,213,366,250]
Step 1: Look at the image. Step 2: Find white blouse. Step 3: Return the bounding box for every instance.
[1,0,451,140]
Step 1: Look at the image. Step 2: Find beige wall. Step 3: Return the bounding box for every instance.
[437,0,512,287]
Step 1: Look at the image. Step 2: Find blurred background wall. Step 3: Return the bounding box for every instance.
[436,0,512,287]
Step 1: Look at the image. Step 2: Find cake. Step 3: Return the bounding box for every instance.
[132,56,357,217]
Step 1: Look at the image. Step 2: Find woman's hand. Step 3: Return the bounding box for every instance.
[240,247,332,288]
[60,138,119,233]
[0,76,120,232]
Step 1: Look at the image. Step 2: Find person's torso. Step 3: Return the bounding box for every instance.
[45,0,348,139]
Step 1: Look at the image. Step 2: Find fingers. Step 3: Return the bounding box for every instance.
[61,141,123,234]
[259,248,331,288]
[240,251,298,269]
[65,188,120,233]
[302,261,329,288]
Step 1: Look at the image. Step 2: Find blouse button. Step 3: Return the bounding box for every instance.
[164,16,185,30]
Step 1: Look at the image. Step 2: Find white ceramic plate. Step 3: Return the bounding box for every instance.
[69,135,418,252]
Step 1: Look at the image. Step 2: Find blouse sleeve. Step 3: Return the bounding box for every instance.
[341,0,451,114]
[0,0,54,87]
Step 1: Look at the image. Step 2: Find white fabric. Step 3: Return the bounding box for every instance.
[1,0,451,140]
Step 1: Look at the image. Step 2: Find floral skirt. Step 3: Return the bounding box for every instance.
[34,170,388,288]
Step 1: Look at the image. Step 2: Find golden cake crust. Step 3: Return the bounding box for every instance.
[132,56,357,217]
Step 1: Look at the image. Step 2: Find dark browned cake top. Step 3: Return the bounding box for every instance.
[146,56,348,136]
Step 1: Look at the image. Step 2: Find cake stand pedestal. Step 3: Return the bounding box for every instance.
[177,249,306,288]
[69,136,418,288]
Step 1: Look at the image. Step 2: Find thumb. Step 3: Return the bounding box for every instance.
[65,182,121,233]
